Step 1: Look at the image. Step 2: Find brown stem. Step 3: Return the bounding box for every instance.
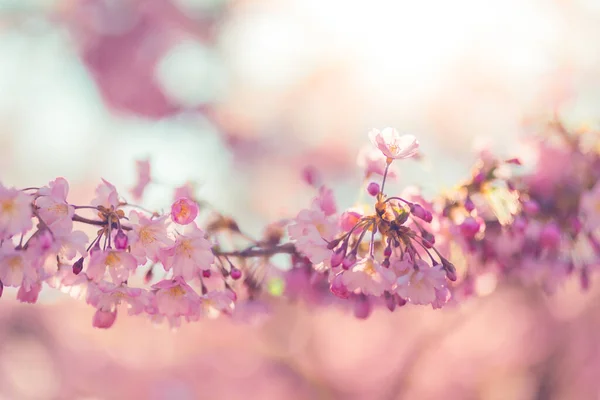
[72,214,132,231]
[214,243,297,258]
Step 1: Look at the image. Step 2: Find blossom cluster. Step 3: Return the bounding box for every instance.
[0,123,598,328]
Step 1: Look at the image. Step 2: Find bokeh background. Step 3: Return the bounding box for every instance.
[2,0,600,399]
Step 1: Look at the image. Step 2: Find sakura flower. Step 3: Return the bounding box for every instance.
[159,223,214,281]
[288,208,338,264]
[87,280,149,316]
[311,186,336,216]
[91,179,120,210]
[340,208,364,232]
[87,249,139,284]
[127,211,173,263]
[0,184,33,239]
[431,286,451,310]
[0,246,39,289]
[368,128,419,160]
[342,257,396,296]
[151,277,201,319]
[130,159,151,200]
[171,197,199,225]
[580,181,600,232]
[356,145,398,179]
[396,260,447,305]
[36,177,74,231]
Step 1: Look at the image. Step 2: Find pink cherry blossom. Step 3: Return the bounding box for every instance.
[342,257,396,296]
[340,208,364,232]
[171,197,199,225]
[127,211,173,263]
[91,179,120,209]
[130,159,151,200]
[288,208,338,264]
[396,260,447,305]
[0,246,39,289]
[87,280,149,316]
[356,145,399,179]
[159,223,214,281]
[92,309,118,329]
[87,249,139,284]
[36,177,74,231]
[311,186,336,217]
[368,128,419,160]
[0,184,33,239]
[150,277,201,320]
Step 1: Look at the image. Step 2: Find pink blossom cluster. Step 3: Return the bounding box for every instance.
[1,123,599,327]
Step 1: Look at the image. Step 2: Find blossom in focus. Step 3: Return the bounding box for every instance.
[171,197,199,225]
[160,223,214,281]
[36,177,74,231]
[368,128,419,160]
[130,159,151,201]
[0,183,33,239]
[91,179,120,209]
[150,277,201,320]
[396,260,447,305]
[342,257,396,296]
[87,249,139,284]
[127,211,173,263]
[288,208,338,264]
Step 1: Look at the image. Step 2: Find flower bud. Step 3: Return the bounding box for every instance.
[382,258,390,268]
[342,253,357,270]
[202,269,211,278]
[460,217,480,238]
[367,182,380,196]
[230,267,242,280]
[396,295,407,307]
[354,295,372,319]
[72,257,84,275]
[93,308,117,329]
[331,247,346,268]
[539,222,561,249]
[384,291,396,312]
[422,231,435,248]
[442,259,457,281]
[464,197,475,213]
[114,229,128,250]
[410,203,428,221]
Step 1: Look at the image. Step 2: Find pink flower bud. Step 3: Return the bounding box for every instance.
[367,182,380,196]
[171,197,199,225]
[460,217,480,238]
[331,247,346,268]
[354,295,372,319]
[17,283,42,304]
[202,269,211,278]
[464,197,475,212]
[114,229,128,250]
[410,203,432,223]
[384,291,396,312]
[396,295,407,307]
[342,253,357,270]
[473,171,486,185]
[383,244,392,257]
[442,259,457,282]
[523,200,540,215]
[230,267,242,280]
[330,274,350,299]
[72,257,84,275]
[539,223,561,249]
[93,308,117,329]
[422,231,435,247]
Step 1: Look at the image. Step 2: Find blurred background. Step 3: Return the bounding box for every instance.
[2,0,600,399]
